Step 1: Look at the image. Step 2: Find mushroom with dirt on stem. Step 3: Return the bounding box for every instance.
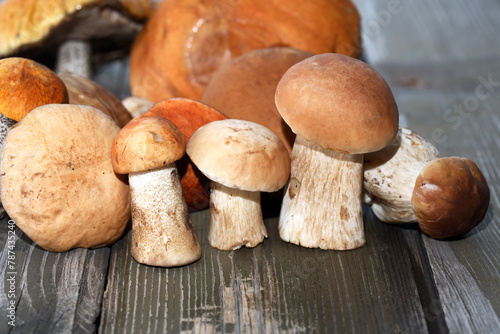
[112,115,202,267]
[275,53,399,250]
[186,119,291,251]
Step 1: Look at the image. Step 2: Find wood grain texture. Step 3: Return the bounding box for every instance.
[0,220,111,333]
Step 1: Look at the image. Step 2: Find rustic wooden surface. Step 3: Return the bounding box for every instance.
[1,0,500,333]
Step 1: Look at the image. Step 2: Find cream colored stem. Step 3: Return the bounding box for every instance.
[129,163,201,267]
[279,136,365,250]
[208,181,267,250]
[55,40,92,78]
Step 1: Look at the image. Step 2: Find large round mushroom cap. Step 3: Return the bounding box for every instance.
[129,0,361,102]
[0,104,130,252]
[412,157,490,239]
[112,115,185,174]
[275,53,399,154]
[201,47,313,153]
[186,119,290,192]
[0,57,68,122]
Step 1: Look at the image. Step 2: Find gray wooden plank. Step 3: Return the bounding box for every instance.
[0,218,111,333]
[99,207,434,333]
[352,0,500,66]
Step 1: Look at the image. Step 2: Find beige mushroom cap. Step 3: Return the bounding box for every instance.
[187,119,290,192]
[112,115,185,174]
[412,157,490,239]
[0,104,130,252]
[275,53,399,154]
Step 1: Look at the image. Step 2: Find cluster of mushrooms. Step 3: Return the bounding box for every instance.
[0,0,491,268]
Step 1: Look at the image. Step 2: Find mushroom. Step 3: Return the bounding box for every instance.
[58,71,132,128]
[412,157,490,239]
[275,53,399,250]
[138,97,227,212]
[129,0,361,102]
[112,115,202,267]
[201,47,314,154]
[0,104,130,252]
[186,119,290,250]
[0,57,69,217]
[363,127,440,223]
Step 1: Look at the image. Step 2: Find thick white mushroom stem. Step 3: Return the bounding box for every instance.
[129,163,202,267]
[363,128,439,223]
[208,181,268,250]
[279,136,365,250]
[55,40,92,78]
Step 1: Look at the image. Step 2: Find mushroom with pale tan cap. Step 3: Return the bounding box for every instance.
[186,119,290,250]
[0,104,130,252]
[201,47,314,154]
[112,115,202,267]
[363,127,440,223]
[275,53,399,250]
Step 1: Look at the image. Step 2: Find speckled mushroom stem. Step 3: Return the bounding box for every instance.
[208,181,268,251]
[279,136,365,250]
[129,163,202,267]
[363,128,439,223]
[55,40,92,78]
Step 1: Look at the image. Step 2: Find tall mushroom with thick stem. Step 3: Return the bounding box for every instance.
[275,53,399,250]
[112,115,202,267]
[186,119,290,251]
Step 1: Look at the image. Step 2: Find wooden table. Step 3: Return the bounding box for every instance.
[1,1,500,333]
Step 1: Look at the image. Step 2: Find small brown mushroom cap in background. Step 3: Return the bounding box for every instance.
[0,104,130,252]
[129,0,361,102]
[59,71,132,128]
[412,157,490,239]
[0,57,68,122]
[201,47,314,153]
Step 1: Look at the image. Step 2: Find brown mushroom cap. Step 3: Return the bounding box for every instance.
[139,98,227,211]
[187,119,291,192]
[0,104,130,252]
[412,157,490,239]
[275,53,399,154]
[0,57,68,121]
[112,115,185,174]
[59,71,132,128]
[129,0,361,102]
[201,47,314,153]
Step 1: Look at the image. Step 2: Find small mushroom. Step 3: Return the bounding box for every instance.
[186,119,290,250]
[129,0,361,102]
[112,115,202,267]
[275,53,399,250]
[363,127,440,223]
[201,47,314,154]
[412,157,490,239]
[0,104,130,252]
[138,97,227,212]
[58,71,132,128]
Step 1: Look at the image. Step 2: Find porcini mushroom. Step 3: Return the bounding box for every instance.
[363,127,440,223]
[201,47,314,153]
[129,0,361,101]
[186,119,290,250]
[122,96,154,118]
[138,98,227,212]
[59,71,132,128]
[0,104,130,252]
[112,115,202,267]
[275,53,399,250]
[412,157,490,239]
